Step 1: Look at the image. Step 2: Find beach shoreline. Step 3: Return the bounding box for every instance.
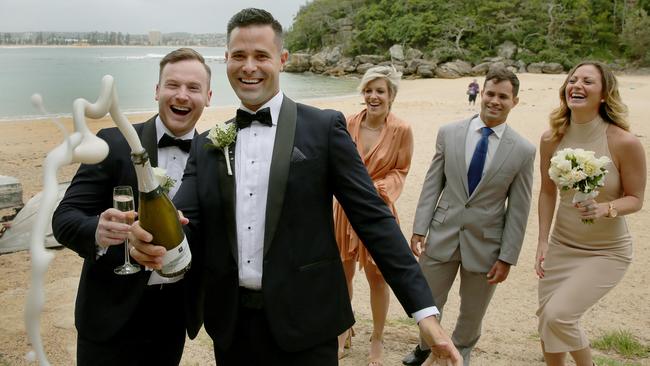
[1,73,649,365]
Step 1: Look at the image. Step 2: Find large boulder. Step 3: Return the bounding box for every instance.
[471,62,491,75]
[527,62,545,73]
[416,63,436,78]
[356,62,375,75]
[404,58,425,75]
[338,57,358,73]
[355,54,386,64]
[323,65,346,77]
[284,53,311,73]
[324,46,342,65]
[488,61,507,72]
[497,41,517,60]
[529,61,563,74]
[542,62,564,74]
[389,44,405,61]
[435,60,472,79]
[309,52,327,73]
[516,60,527,73]
[405,48,424,60]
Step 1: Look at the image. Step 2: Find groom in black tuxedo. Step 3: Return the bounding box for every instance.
[52,48,212,365]
[132,8,462,366]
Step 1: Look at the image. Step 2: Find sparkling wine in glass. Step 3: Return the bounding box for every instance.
[113,186,141,275]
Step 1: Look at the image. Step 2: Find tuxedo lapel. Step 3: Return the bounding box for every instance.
[140,116,159,167]
[264,97,297,255]
[215,119,238,262]
[454,118,472,197]
[474,125,515,193]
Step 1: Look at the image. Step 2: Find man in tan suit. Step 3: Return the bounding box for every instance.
[402,67,535,366]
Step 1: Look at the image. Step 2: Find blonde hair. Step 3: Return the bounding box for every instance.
[547,61,629,141]
[358,65,402,99]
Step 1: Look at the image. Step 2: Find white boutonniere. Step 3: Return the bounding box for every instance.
[206,121,237,175]
[152,167,177,194]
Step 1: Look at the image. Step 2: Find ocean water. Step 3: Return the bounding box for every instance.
[0,46,358,120]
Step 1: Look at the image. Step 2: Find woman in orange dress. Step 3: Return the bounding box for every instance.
[334,65,414,365]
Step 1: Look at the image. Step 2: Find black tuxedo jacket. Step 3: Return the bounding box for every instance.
[52,116,203,342]
[175,96,434,352]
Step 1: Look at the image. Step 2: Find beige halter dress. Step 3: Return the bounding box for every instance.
[537,116,632,353]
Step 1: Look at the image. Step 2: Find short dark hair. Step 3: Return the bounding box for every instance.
[159,48,211,83]
[484,67,520,96]
[227,8,283,48]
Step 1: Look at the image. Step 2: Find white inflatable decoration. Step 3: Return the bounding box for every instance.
[26,75,144,365]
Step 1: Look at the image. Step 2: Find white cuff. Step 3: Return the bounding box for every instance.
[95,242,108,260]
[413,306,440,324]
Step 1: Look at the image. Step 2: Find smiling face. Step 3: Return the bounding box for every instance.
[226,25,288,111]
[363,78,393,120]
[565,64,604,115]
[479,79,519,127]
[155,59,212,136]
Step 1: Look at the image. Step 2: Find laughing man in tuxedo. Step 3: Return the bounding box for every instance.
[131,8,462,366]
[52,48,212,365]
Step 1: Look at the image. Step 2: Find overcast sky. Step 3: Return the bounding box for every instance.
[0,0,310,33]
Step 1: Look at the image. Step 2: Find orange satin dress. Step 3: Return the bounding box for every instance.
[334,109,414,271]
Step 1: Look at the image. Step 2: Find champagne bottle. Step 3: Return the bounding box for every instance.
[131,150,191,277]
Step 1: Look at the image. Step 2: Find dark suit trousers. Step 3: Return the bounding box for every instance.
[213,290,338,366]
[77,281,186,366]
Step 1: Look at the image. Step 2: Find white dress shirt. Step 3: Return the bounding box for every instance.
[235,92,283,290]
[465,116,506,174]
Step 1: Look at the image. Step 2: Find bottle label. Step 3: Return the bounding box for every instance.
[157,237,192,277]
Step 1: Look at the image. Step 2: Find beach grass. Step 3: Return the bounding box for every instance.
[592,330,650,358]
[593,354,643,366]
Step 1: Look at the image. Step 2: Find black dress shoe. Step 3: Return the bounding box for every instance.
[402,344,431,365]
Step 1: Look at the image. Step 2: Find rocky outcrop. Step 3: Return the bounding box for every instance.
[355,54,386,65]
[284,53,311,73]
[389,44,405,61]
[405,48,423,61]
[284,42,572,79]
[527,62,564,74]
[435,60,472,79]
[542,62,564,74]
[356,62,375,75]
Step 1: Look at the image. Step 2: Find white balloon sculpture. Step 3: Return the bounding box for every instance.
[26,75,146,365]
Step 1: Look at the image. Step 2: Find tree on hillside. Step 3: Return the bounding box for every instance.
[284,0,647,67]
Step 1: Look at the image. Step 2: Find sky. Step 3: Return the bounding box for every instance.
[0,0,310,34]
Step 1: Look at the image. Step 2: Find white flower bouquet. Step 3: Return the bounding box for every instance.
[548,148,611,223]
[206,122,237,175]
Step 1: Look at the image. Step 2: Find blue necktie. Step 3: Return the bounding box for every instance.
[467,127,494,195]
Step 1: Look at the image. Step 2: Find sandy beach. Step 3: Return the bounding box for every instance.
[1,73,649,365]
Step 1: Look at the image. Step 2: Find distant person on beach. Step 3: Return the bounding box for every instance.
[535,61,646,366]
[467,79,479,106]
[402,67,535,366]
[130,8,462,366]
[333,65,413,364]
[52,48,212,365]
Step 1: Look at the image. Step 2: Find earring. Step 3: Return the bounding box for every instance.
[600,99,605,103]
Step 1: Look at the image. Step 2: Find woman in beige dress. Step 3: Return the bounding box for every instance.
[334,65,413,365]
[536,61,646,366]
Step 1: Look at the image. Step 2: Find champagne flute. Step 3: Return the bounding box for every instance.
[113,186,141,275]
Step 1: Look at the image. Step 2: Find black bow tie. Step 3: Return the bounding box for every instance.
[235,107,273,130]
[158,133,192,153]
